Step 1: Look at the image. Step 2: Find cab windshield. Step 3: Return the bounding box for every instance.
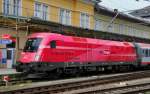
[23,38,42,52]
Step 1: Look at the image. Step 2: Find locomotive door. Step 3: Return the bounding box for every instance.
[87,43,93,62]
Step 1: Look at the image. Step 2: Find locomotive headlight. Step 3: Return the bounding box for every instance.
[34,55,40,61]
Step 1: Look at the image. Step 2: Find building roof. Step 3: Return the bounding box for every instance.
[130,6,150,18]
[95,4,150,26]
[81,0,101,5]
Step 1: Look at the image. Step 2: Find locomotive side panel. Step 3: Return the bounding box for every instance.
[41,40,88,62]
[88,40,137,63]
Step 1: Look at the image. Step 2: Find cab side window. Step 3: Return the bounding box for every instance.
[148,49,150,57]
[143,49,145,57]
[50,40,56,48]
[145,49,148,57]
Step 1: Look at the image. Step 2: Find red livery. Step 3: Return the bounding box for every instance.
[15,33,150,75]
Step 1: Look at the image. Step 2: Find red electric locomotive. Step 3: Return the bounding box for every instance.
[15,33,150,76]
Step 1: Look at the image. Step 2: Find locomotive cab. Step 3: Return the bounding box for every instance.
[15,33,53,72]
[21,38,42,63]
[15,38,43,72]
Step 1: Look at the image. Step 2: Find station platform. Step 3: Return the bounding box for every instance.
[0,69,19,75]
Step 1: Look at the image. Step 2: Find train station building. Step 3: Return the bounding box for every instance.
[0,0,150,68]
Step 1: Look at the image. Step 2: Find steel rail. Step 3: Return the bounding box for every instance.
[1,70,150,94]
[76,83,150,94]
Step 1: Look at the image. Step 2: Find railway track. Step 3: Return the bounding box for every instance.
[1,70,150,94]
[95,83,150,94]
[61,79,150,94]
[68,79,150,94]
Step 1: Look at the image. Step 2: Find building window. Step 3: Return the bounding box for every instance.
[107,24,113,32]
[60,9,71,25]
[80,13,90,28]
[95,19,101,30]
[34,2,48,20]
[3,0,21,16]
[119,24,126,33]
[43,5,48,20]
[128,26,133,32]
[3,0,10,15]
[13,0,21,16]
[35,2,42,18]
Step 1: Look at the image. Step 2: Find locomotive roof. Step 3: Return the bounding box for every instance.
[29,33,134,47]
[28,33,61,38]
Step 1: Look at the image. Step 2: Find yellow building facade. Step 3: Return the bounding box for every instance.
[0,0,95,29]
